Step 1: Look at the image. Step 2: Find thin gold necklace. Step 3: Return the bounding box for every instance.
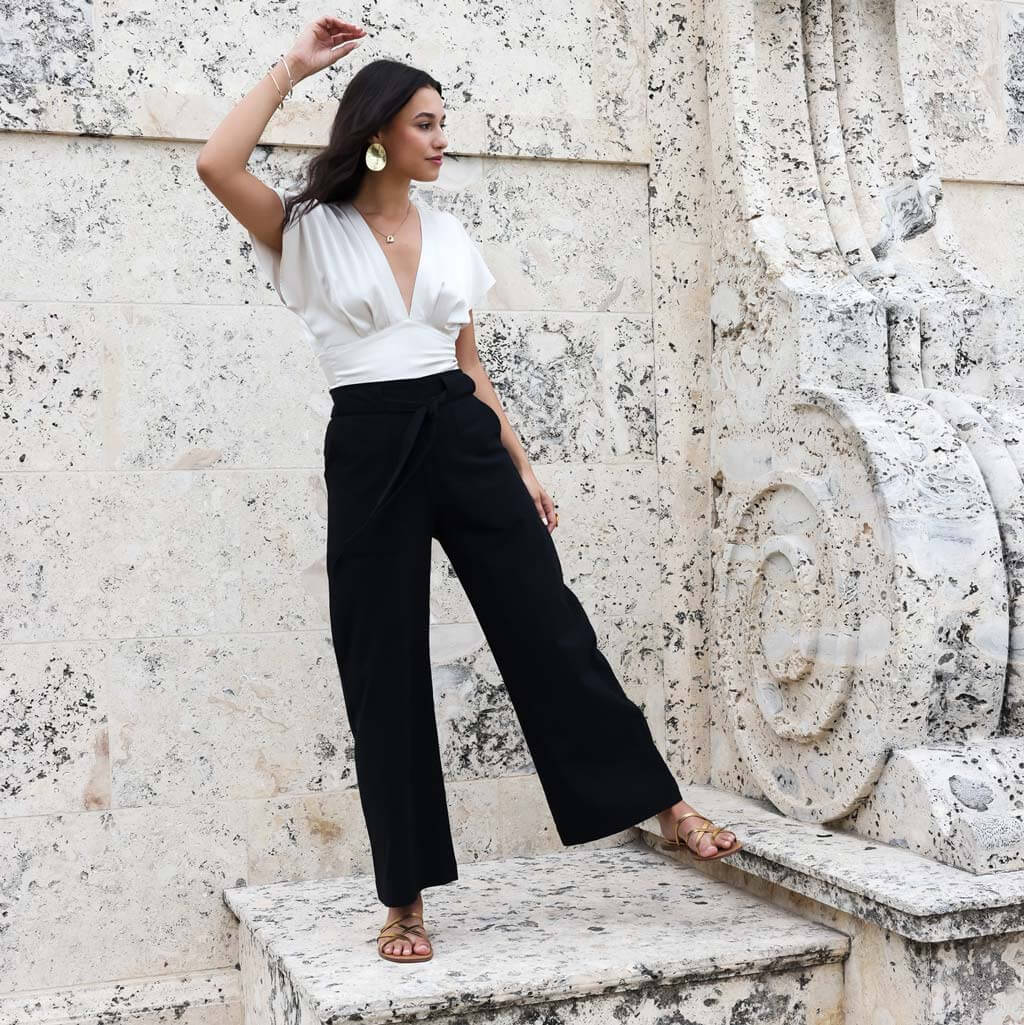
[356,200,413,244]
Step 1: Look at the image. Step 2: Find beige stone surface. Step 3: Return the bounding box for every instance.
[4,0,1024,1019]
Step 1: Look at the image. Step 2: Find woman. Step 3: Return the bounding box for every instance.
[196,15,742,965]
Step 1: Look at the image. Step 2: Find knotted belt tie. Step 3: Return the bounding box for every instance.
[328,369,476,553]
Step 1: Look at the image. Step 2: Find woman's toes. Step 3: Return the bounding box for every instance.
[382,933,430,956]
[699,833,720,855]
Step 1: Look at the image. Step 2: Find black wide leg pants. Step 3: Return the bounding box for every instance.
[324,368,682,907]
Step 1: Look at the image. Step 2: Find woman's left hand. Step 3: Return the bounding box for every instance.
[519,466,559,533]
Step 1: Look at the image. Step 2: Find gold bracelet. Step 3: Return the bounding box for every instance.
[267,55,295,109]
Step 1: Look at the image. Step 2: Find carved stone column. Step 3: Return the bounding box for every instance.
[705,0,1024,874]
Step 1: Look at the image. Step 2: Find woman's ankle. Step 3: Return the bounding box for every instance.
[386,892,422,913]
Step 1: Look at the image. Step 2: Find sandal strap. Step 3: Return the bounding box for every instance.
[685,823,714,846]
[379,921,427,937]
[379,924,428,939]
[378,911,424,929]
[673,813,737,850]
[676,812,707,824]
[379,930,429,946]
[674,814,711,844]
[378,913,431,947]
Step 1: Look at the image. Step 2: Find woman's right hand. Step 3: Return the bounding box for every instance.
[287,15,366,80]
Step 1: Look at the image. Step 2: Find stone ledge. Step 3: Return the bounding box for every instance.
[223,843,848,1025]
[637,784,1024,943]
[0,969,241,1025]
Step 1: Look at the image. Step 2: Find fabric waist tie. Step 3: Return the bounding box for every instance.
[328,368,477,553]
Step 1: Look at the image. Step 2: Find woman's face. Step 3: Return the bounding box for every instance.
[374,86,448,182]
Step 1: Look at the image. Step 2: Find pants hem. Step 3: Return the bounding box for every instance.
[378,865,460,908]
[556,779,683,847]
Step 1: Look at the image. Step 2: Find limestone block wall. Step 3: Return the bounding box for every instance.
[930,0,1024,295]
[0,0,711,1010]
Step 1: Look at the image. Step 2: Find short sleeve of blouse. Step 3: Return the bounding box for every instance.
[455,219,497,310]
[248,184,287,302]
[247,184,312,311]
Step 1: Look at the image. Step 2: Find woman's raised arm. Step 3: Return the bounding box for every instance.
[195,15,366,253]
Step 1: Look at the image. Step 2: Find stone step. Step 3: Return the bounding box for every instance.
[223,840,850,1025]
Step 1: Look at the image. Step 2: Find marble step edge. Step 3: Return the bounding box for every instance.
[636,784,1024,943]
[237,907,848,1025]
[0,968,240,1025]
[226,843,850,1025]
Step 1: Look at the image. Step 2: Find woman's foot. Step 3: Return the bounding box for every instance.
[657,800,738,857]
[379,893,432,958]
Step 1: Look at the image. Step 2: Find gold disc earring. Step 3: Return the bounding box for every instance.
[365,142,387,171]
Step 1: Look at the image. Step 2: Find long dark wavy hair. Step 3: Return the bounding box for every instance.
[281,58,443,228]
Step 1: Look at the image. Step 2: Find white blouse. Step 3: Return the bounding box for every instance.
[248,186,497,388]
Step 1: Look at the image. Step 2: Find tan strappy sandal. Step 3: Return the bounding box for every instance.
[667,811,743,860]
[377,911,433,963]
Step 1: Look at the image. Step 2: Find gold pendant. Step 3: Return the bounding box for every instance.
[385,234,395,243]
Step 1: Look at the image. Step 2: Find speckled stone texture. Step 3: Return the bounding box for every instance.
[703,0,1024,878]
[224,844,847,1025]
[3,0,1024,1021]
[638,786,1024,1025]
[0,60,670,1024]
[639,785,1024,942]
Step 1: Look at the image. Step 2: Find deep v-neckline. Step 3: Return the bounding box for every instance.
[346,198,426,320]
